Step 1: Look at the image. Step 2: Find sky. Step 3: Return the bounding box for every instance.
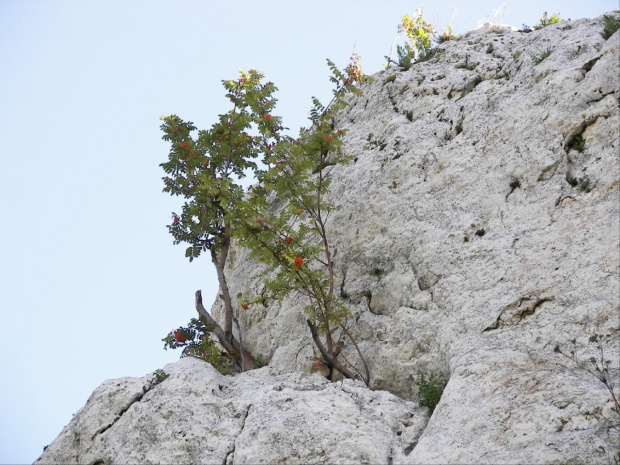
[0,1,617,462]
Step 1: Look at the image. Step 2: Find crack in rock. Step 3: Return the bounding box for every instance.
[224,404,252,465]
[483,295,555,332]
[91,382,153,441]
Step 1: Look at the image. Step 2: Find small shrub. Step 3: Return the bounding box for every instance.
[437,25,461,43]
[567,134,585,152]
[254,355,266,368]
[602,15,620,39]
[417,371,447,414]
[533,12,564,30]
[417,48,441,63]
[577,178,592,193]
[152,369,169,385]
[386,9,439,70]
[531,46,553,65]
[554,335,619,438]
[163,318,234,375]
[512,50,522,60]
[384,44,414,70]
[400,9,435,57]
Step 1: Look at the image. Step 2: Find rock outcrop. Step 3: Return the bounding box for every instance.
[36,358,427,463]
[38,12,619,464]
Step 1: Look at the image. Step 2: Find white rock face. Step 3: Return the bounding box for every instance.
[38,12,619,464]
[220,12,620,464]
[36,358,427,464]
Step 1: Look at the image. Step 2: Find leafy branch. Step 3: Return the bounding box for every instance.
[233,56,371,386]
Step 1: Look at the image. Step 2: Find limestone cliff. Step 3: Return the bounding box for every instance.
[38,12,619,464]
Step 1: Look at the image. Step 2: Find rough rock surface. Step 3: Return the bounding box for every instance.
[36,358,427,464]
[220,12,620,464]
[38,12,619,464]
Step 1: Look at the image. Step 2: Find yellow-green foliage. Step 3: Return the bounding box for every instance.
[437,25,461,43]
[400,8,436,57]
[534,12,564,30]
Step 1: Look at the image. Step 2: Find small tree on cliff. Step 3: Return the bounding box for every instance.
[160,69,286,371]
[161,58,371,385]
[233,56,371,386]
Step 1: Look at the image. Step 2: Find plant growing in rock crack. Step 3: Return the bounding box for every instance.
[555,334,619,461]
[577,177,592,193]
[567,134,586,152]
[152,369,170,385]
[385,8,442,70]
[531,46,554,65]
[602,15,620,40]
[437,25,461,43]
[160,68,286,372]
[533,12,564,30]
[417,371,447,414]
[233,55,372,387]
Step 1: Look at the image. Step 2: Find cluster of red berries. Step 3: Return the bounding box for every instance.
[294,257,303,268]
[173,330,186,343]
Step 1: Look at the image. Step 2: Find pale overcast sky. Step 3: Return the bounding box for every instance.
[0,1,617,462]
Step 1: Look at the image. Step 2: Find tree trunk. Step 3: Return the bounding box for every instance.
[195,290,254,371]
[210,240,233,344]
[306,319,370,387]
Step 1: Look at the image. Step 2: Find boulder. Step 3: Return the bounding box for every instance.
[36,358,427,464]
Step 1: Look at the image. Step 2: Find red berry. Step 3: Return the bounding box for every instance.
[173,217,179,225]
[173,330,186,343]
[241,304,249,310]
[294,257,303,268]
[263,113,272,121]
[285,237,293,244]
[203,161,209,168]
